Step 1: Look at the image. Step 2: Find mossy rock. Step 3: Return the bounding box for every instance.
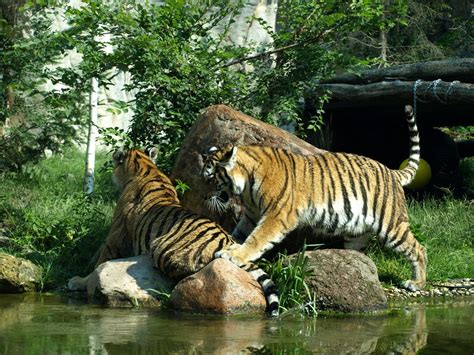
[0,253,42,293]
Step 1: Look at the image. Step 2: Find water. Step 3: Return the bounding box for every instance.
[0,294,473,354]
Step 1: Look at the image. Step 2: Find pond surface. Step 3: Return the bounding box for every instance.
[0,294,473,354]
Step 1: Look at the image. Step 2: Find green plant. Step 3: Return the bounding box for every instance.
[260,247,317,317]
[175,179,190,196]
[146,287,171,309]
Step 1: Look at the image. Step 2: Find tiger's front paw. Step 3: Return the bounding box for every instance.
[214,246,245,267]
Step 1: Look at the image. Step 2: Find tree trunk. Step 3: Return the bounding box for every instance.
[312,80,474,106]
[84,77,99,195]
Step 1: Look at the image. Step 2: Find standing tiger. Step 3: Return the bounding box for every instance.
[68,148,279,315]
[202,105,427,291]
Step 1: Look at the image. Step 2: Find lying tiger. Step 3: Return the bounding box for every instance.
[68,148,279,315]
[202,105,427,291]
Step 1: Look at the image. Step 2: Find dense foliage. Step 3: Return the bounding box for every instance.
[0,1,88,170]
[2,0,469,171]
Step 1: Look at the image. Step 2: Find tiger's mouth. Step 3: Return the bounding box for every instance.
[205,190,231,214]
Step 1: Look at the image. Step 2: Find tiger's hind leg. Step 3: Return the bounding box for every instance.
[378,222,427,291]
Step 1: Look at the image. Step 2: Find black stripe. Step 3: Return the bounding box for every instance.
[307,158,315,207]
[391,228,410,249]
[282,149,297,182]
[176,226,222,254]
[263,162,289,215]
[328,213,339,233]
[340,153,358,199]
[247,171,259,208]
[153,213,195,252]
[154,223,218,263]
[376,165,388,235]
[334,155,353,223]
[385,176,399,235]
[143,208,179,252]
[371,162,381,228]
[136,205,167,241]
[153,207,180,238]
[320,209,327,225]
[313,156,325,201]
[246,148,264,164]
[195,231,227,261]
[321,155,335,219]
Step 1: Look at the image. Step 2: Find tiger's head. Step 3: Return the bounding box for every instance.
[202,144,246,199]
[112,147,160,190]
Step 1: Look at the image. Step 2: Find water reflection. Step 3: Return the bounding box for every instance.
[0,294,473,354]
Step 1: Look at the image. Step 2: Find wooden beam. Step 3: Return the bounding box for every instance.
[320,58,474,84]
[309,80,474,107]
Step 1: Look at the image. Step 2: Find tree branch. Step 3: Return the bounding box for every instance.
[220,29,335,68]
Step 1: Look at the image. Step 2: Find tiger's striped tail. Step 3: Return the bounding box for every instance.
[246,264,280,316]
[396,105,421,186]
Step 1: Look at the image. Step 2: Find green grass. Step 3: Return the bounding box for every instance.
[260,247,318,317]
[0,148,116,289]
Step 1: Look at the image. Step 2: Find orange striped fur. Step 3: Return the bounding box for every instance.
[202,105,427,291]
[68,149,279,314]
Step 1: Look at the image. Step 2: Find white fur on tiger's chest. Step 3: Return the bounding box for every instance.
[231,174,246,195]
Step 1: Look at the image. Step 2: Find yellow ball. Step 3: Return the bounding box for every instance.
[399,158,432,190]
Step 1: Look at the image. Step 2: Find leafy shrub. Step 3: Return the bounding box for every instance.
[0,148,115,287]
[260,247,317,316]
[1,2,87,171]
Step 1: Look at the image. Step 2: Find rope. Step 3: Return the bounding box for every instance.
[413,79,459,118]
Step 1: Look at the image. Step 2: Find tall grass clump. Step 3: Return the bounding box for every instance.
[260,247,317,317]
[0,148,116,288]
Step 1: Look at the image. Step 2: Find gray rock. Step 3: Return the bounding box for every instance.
[0,253,42,293]
[83,255,174,308]
[304,250,387,312]
[169,259,266,315]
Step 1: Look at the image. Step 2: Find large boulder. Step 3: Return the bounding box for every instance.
[304,249,387,312]
[0,253,42,293]
[84,255,174,308]
[169,259,266,315]
[171,104,327,249]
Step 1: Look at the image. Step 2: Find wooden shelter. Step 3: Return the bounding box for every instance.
[304,58,474,190]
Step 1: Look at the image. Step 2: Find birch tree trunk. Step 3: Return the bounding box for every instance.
[84,77,99,195]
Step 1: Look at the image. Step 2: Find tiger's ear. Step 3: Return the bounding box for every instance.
[147,147,159,163]
[113,149,125,164]
[219,145,237,166]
